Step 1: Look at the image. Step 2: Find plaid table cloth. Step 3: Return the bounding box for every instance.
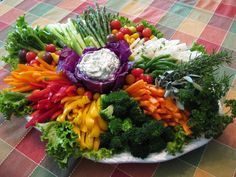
[0,0,236,177]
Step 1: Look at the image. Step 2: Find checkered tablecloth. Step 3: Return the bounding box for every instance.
[0,0,236,177]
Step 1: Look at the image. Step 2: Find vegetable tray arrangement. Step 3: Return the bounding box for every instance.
[0,5,236,168]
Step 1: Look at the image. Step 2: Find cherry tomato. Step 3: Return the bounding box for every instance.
[110,20,121,30]
[77,87,85,95]
[29,59,39,65]
[125,74,136,85]
[120,27,132,35]
[138,73,145,81]
[84,91,93,100]
[131,68,144,78]
[112,29,119,35]
[46,44,56,52]
[116,32,124,40]
[142,28,152,38]
[136,24,145,32]
[26,51,37,63]
[145,75,153,84]
[93,93,100,100]
[55,50,61,55]
[139,74,153,83]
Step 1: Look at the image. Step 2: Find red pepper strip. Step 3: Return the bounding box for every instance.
[31,110,40,118]
[37,99,54,110]
[28,88,50,102]
[50,86,68,103]
[66,85,77,96]
[51,110,63,120]
[48,79,72,86]
[26,104,61,128]
[28,82,47,89]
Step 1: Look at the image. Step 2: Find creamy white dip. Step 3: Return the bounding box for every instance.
[78,48,120,81]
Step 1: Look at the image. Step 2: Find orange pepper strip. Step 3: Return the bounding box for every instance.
[37,58,55,71]
[10,85,34,92]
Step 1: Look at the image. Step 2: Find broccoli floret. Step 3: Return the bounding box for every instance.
[142,120,165,137]
[148,137,166,153]
[100,105,115,121]
[100,91,176,158]
[125,120,169,158]
[113,105,129,118]
[101,91,131,109]
[100,132,112,148]
[110,136,126,154]
[166,126,189,155]
[100,91,134,118]
[129,141,150,159]
[108,119,123,135]
[125,127,147,144]
[128,105,152,126]
[161,127,175,142]
[121,118,133,132]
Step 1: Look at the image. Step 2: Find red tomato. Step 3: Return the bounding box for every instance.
[139,73,145,81]
[125,74,136,85]
[131,68,144,77]
[139,74,153,83]
[84,91,93,100]
[46,44,56,52]
[145,75,153,84]
[110,20,121,30]
[119,27,132,35]
[136,24,145,32]
[55,50,61,55]
[26,51,37,63]
[29,59,40,65]
[116,32,124,40]
[142,28,152,37]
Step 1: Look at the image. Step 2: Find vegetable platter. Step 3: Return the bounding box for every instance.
[0,4,236,168]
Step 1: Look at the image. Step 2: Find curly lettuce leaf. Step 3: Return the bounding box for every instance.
[81,148,112,160]
[0,55,19,70]
[0,91,32,120]
[37,121,80,168]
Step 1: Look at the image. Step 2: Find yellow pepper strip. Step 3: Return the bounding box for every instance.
[89,100,99,118]
[73,126,81,143]
[85,133,94,149]
[61,96,82,104]
[73,109,83,125]
[73,108,79,114]
[90,125,101,137]
[80,132,86,149]
[96,116,108,131]
[56,114,65,122]
[67,113,74,121]
[73,126,80,135]
[51,53,59,63]
[81,105,90,132]
[59,99,88,122]
[93,138,100,151]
